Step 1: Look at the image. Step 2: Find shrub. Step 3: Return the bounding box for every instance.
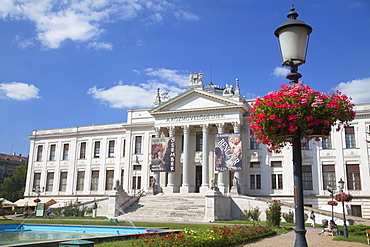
[282,210,294,223]
[128,225,276,247]
[265,200,282,227]
[242,207,261,222]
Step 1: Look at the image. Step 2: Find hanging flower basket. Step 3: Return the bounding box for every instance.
[34,198,41,203]
[249,83,356,153]
[334,192,353,202]
[327,200,338,206]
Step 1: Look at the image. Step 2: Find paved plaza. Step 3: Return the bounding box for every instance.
[244,227,368,247]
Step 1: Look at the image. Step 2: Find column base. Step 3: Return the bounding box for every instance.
[180,185,190,193]
[199,186,209,194]
[163,186,175,194]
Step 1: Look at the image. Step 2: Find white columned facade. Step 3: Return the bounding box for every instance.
[200,124,209,194]
[180,125,190,193]
[216,123,225,194]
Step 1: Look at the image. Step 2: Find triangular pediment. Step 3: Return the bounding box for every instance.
[150,89,247,115]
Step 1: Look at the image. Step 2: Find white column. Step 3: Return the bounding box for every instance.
[180,125,190,193]
[216,123,225,194]
[200,124,209,194]
[153,127,161,194]
[232,122,242,195]
[164,126,175,193]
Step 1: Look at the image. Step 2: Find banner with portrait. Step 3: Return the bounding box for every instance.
[214,133,242,171]
[150,137,176,172]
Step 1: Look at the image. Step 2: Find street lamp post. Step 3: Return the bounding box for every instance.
[327,184,335,222]
[338,178,348,238]
[274,5,312,247]
[32,186,44,216]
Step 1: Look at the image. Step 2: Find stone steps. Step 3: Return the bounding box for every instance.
[119,195,206,222]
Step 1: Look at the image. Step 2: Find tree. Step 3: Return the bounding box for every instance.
[0,164,27,202]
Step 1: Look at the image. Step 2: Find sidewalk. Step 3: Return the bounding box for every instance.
[244,227,368,247]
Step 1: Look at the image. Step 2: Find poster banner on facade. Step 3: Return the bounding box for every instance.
[151,137,176,172]
[214,133,242,171]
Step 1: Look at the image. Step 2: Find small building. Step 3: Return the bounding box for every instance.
[0,153,28,184]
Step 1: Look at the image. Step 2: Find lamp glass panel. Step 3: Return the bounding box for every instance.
[278,26,308,66]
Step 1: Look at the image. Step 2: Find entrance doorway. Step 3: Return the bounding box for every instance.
[195,166,202,193]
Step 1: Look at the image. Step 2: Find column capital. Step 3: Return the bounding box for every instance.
[232,122,241,133]
[216,123,225,134]
[154,127,161,137]
[200,124,209,132]
[181,125,191,134]
[167,126,176,137]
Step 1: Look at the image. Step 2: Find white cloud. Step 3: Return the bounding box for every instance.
[145,68,189,87]
[272,67,290,77]
[0,82,41,100]
[334,77,370,104]
[87,41,113,50]
[1,0,199,49]
[174,10,199,21]
[88,84,155,108]
[88,68,189,108]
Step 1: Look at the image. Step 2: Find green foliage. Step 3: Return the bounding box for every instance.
[282,210,294,223]
[265,200,282,227]
[0,164,27,202]
[242,206,261,222]
[53,202,90,217]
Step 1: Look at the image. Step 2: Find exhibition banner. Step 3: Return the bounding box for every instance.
[151,137,176,172]
[215,133,242,171]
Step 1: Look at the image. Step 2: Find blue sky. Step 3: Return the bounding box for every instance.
[0,0,369,156]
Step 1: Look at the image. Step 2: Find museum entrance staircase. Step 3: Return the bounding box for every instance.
[118,194,206,222]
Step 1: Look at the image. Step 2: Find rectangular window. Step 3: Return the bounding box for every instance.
[301,138,309,150]
[93,141,100,158]
[196,132,203,151]
[302,165,313,190]
[271,174,276,189]
[345,126,356,148]
[346,164,361,190]
[250,129,259,149]
[121,169,125,186]
[108,140,115,157]
[322,135,332,149]
[59,172,67,192]
[322,165,336,189]
[250,174,256,189]
[49,144,56,161]
[133,164,142,171]
[132,176,142,190]
[256,174,261,189]
[91,170,99,191]
[272,174,283,189]
[62,144,69,160]
[36,145,43,161]
[250,174,261,190]
[76,171,85,191]
[33,173,41,189]
[278,174,283,189]
[46,172,54,192]
[80,142,86,159]
[134,136,142,154]
[105,170,114,190]
[250,161,261,168]
[122,139,126,157]
[271,161,282,167]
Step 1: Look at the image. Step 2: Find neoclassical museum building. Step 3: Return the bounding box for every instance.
[21,72,370,220]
